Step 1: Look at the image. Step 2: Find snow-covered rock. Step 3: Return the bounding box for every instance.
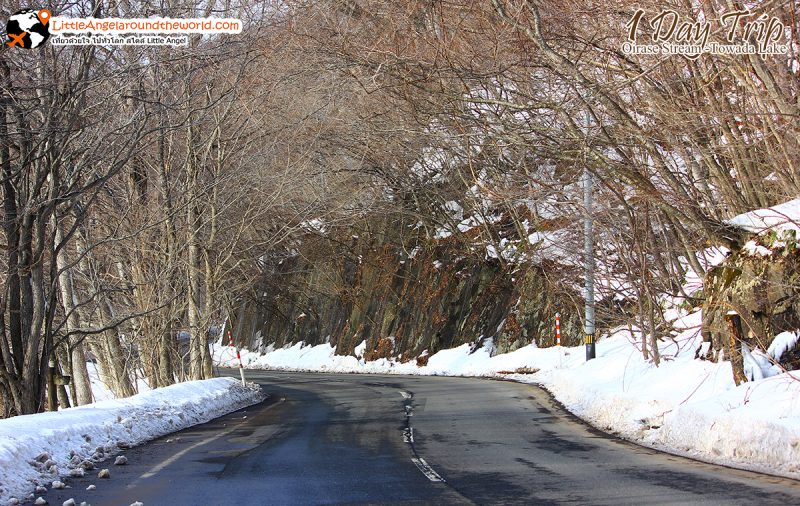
[727,198,800,234]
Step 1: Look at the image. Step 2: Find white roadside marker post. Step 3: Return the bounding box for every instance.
[227,328,247,386]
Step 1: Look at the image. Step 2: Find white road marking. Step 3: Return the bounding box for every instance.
[412,457,445,482]
[138,429,230,480]
[399,390,442,482]
[134,398,285,482]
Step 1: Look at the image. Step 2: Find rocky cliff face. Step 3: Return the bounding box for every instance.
[232,231,585,360]
[702,235,800,374]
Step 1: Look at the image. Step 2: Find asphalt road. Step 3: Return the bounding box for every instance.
[44,370,800,505]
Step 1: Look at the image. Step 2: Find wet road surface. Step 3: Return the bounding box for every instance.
[43,370,800,505]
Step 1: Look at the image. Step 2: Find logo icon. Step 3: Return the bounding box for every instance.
[5,8,51,49]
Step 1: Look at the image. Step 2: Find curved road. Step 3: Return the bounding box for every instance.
[45,370,800,505]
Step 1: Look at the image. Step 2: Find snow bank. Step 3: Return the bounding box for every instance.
[0,378,264,504]
[727,198,800,234]
[215,312,800,479]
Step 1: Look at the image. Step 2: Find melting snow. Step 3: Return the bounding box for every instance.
[769,331,800,361]
[742,240,774,257]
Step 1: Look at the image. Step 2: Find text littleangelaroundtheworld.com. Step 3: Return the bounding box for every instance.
[49,16,242,34]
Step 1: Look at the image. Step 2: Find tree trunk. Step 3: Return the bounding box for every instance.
[187,197,205,380]
[99,300,136,398]
[54,351,71,410]
[74,230,135,398]
[159,323,175,386]
[0,60,42,415]
[185,113,209,381]
[725,313,747,386]
[54,223,93,405]
[156,138,177,388]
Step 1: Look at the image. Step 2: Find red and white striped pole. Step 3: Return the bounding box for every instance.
[555,312,563,368]
[555,313,562,347]
[227,328,246,386]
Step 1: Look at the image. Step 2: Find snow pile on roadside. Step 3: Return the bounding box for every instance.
[0,378,264,504]
[214,313,800,479]
[727,198,800,234]
[529,317,800,478]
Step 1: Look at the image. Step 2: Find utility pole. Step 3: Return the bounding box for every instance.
[584,112,596,361]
